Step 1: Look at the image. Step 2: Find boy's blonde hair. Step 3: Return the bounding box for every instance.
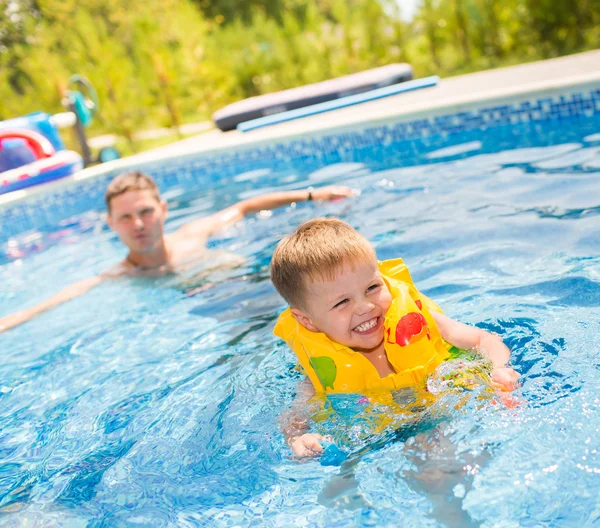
[105,171,160,212]
[270,218,376,308]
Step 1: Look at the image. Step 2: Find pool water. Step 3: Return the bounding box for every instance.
[1,114,600,526]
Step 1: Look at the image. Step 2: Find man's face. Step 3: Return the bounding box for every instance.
[107,190,167,253]
[292,259,393,353]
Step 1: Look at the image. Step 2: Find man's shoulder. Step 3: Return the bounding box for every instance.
[100,260,130,278]
[172,217,213,239]
[168,229,209,256]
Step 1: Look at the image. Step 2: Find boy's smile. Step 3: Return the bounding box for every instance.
[292,259,393,353]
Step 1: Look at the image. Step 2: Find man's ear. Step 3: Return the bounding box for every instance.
[291,308,320,333]
[161,199,168,219]
[106,212,114,230]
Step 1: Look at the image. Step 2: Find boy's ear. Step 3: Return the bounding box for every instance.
[290,308,319,333]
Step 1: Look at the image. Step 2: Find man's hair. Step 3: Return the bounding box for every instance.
[105,171,160,212]
[270,217,376,308]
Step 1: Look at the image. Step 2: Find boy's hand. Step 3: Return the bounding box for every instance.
[491,366,521,392]
[311,186,356,202]
[290,433,328,457]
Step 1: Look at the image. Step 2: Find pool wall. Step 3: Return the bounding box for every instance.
[1,71,599,246]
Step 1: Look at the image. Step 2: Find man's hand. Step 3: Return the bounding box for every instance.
[290,433,329,457]
[310,186,356,202]
[491,366,521,392]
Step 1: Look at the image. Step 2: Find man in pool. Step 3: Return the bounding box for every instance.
[270,218,520,456]
[0,171,354,333]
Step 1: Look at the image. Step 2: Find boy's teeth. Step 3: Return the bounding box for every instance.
[355,318,377,332]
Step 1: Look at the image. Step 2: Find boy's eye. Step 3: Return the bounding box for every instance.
[140,208,153,216]
[367,284,381,293]
[333,299,349,309]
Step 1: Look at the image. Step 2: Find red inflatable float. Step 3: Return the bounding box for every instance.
[0,128,56,159]
[0,128,83,195]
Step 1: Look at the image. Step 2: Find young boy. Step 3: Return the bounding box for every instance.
[270,217,520,457]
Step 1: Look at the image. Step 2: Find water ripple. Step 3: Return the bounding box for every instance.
[2,113,600,525]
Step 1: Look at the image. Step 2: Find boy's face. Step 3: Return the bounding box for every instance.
[292,259,393,353]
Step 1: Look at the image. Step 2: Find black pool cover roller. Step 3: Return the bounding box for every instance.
[212,63,413,131]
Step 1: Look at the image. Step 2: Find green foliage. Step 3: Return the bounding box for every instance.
[0,0,598,143]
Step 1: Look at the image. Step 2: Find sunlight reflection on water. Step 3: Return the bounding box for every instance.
[1,115,600,526]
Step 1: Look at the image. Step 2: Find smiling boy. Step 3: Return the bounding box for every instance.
[270,217,520,456]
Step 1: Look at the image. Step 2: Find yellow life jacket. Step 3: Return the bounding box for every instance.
[273,258,452,394]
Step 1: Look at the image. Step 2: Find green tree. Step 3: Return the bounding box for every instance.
[1,0,597,143]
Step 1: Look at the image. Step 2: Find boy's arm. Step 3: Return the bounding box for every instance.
[177,185,354,240]
[280,377,328,457]
[430,310,520,391]
[0,275,104,334]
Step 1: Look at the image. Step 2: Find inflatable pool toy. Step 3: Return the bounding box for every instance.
[238,76,439,132]
[213,63,414,131]
[0,127,83,195]
[0,76,118,194]
[320,442,348,466]
[274,258,451,394]
[0,128,55,159]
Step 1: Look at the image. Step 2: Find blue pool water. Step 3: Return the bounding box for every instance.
[1,113,600,526]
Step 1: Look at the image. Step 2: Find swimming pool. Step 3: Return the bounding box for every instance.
[1,96,600,525]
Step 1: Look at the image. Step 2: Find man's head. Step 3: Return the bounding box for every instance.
[105,171,168,253]
[105,171,160,213]
[271,218,392,351]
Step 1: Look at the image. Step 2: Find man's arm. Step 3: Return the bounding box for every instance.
[430,310,520,391]
[0,275,104,334]
[177,185,355,239]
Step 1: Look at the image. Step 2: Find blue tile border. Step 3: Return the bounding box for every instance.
[1,86,599,246]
